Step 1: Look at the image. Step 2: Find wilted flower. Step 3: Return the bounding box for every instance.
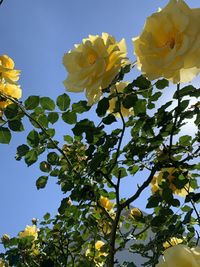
[130,207,143,219]
[63,33,128,105]
[133,0,200,83]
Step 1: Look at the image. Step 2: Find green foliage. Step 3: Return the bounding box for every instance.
[0,70,199,267]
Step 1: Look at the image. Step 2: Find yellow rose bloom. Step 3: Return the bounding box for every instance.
[99,196,115,211]
[0,55,22,111]
[156,244,200,267]
[19,225,39,240]
[163,237,183,249]
[95,240,105,251]
[63,33,128,105]
[151,167,191,197]
[0,83,22,110]
[0,54,20,83]
[133,0,200,83]
[108,82,134,117]
[0,260,6,267]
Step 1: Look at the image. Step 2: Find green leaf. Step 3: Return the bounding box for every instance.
[72,100,91,113]
[155,79,169,89]
[102,114,116,125]
[150,92,162,102]
[134,99,146,115]
[47,152,59,165]
[48,112,59,124]
[179,135,192,146]
[40,97,55,111]
[8,120,24,132]
[62,111,77,124]
[27,130,39,147]
[25,149,38,166]
[40,161,52,172]
[96,97,109,117]
[0,127,11,144]
[173,85,200,99]
[37,114,49,128]
[46,128,55,138]
[63,135,73,143]
[43,212,51,220]
[132,75,151,89]
[24,96,39,110]
[56,93,70,111]
[4,103,19,119]
[122,93,138,109]
[36,176,48,189]
[146,195,161,208]
[16,144,29,159]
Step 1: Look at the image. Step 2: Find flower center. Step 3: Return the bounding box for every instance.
[166,37,175,49]
[88,53,97,65]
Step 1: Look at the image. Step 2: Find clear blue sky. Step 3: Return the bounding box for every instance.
[0,0,198,241]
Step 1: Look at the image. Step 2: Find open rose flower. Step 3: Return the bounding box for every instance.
[133,0,200,83]
[156,244,200,267]
[63,33,128,105]
[151,167,191,197]
[19,225,39,241]
[0,54,20,84]
[0,55,22,110]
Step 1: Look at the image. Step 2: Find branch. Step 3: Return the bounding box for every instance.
[169,83,181,152]
[0,0,4,6]
[121,166,158,209]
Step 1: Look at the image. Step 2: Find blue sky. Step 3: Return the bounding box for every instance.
[0,0,198,242]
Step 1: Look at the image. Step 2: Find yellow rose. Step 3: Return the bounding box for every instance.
[0,55,22,110]
[108,82,134,117]
[151,167,191,197]
[156,244,200,267]
[0,260,6,267]
[163,237,183,249]
[0,54,20,83]
[99,196,115,211]
[133,0,200,83]
[19,225,39,241]
[63,33,128,105]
